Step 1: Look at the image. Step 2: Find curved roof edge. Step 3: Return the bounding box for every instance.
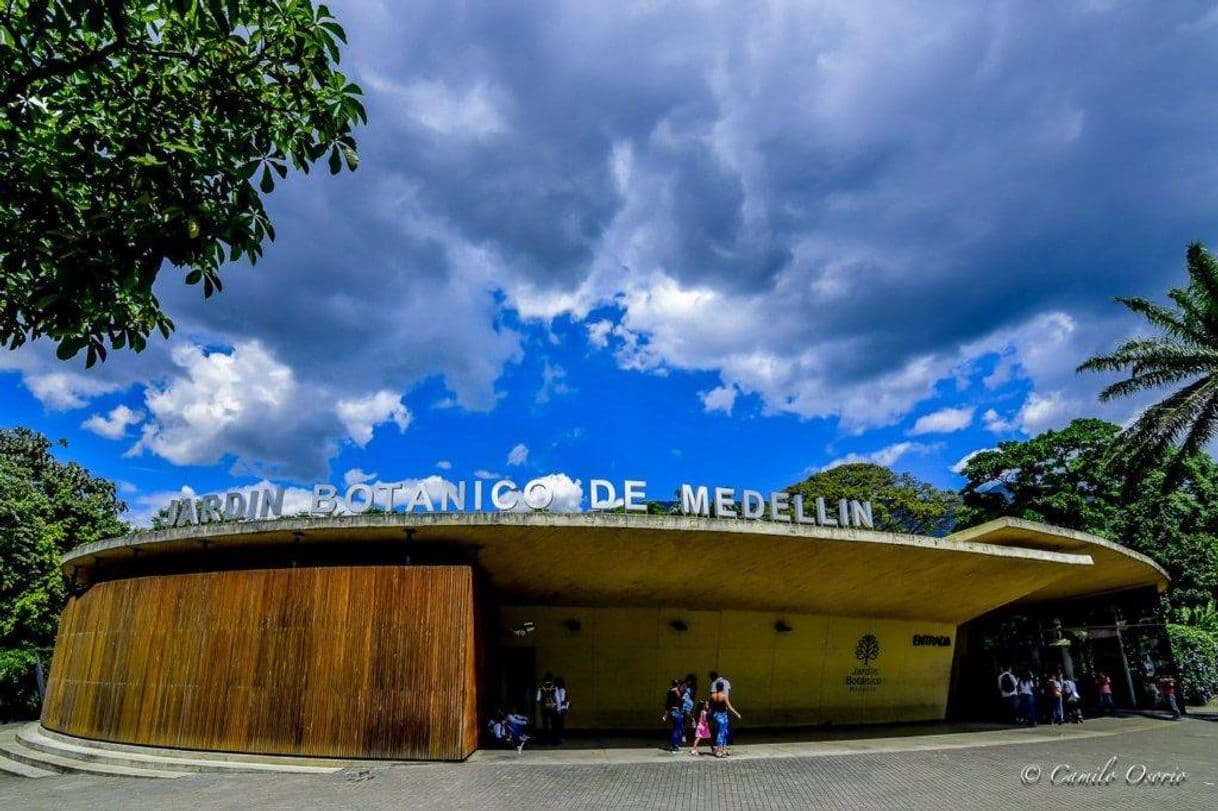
[946,516,1170,586]
[63,511,1097,571]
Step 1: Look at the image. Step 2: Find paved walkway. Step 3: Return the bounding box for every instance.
[2,714,1215,809]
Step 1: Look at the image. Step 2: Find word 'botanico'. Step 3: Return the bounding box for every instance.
[162,478,874,530]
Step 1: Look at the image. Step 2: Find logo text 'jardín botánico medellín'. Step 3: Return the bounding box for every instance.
[161,477,874,530]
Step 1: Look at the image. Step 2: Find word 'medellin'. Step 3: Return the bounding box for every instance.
[161,477,873,530]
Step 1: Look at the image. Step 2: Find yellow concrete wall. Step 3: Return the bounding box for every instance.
[500,606,955,729]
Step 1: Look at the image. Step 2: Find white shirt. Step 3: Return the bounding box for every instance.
[998,671,1017,698]
[1017,678,1035,696]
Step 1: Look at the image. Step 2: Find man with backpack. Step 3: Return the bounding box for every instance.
[536,673,561,745]
[997,665,1019,723]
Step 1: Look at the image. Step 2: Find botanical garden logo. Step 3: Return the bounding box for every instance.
[855,633,880,665]
[846,633,883,693]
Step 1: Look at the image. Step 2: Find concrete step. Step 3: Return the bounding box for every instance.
[0,728,187,779]
[19,725,344,775]
[0,750,55,778]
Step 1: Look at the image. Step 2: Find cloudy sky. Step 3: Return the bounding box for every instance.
[5,1,1218,523]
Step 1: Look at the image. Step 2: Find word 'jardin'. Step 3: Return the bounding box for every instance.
[163,477,874,529]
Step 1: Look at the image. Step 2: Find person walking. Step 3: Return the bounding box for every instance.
[709,671,734,744]
[709,680,741,758]
[536,673,560,745]
[1062,675,1083,723]
[997,665,1018,723]
[1159,674,1182,719]
[683,674,699,743]
[1017,670,1037,727]
[662,679,686,753]
[689,700,711,756]
[1096,671,1115,715]
[1048,671,1064,725]
[553,677,570,744]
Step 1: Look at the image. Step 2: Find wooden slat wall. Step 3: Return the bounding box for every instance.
[41,566,478,761]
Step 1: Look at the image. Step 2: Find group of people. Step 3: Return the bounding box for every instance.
[488,673,570,752]
[997,665,1183,725]
[663,671,742,758]
[997,666,1085,725]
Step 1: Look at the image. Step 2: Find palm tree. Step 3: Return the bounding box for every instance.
[1078,243,1218,482]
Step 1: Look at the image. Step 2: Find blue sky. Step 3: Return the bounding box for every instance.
[5,1,1218,523]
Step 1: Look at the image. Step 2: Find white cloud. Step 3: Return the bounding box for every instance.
[507,443,529,466]
[503,472,584,513]
[337,390,412,447]
[81,404,144,440]
[983,408,1015,433]
[983,391,1078,436]
[699,384,738,415]
[436,460,453,470]
[1015,391,1078,435]
[909,406,974,436]
[364,75,509,138]
[25,372,120,410]
[951,447,997,475]
[536,361,574,404]
[825,441,935,471]
[474,469,500,480]
[344,467,377,487]
[586,320,613,348]
[122,341,417,480]
[127,341,333,476]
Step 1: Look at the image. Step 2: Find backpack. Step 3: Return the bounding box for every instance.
[540,684,558,711]
[1000,673,1016,693]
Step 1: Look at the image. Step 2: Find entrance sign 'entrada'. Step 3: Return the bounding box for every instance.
[162,477,875,530]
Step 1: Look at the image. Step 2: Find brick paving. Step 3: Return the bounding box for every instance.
[2,715,1215,810]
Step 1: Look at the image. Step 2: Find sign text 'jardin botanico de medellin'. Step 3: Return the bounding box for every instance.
[162,477,875,530]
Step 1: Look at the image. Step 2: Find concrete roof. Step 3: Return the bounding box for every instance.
[61,512,1167,624]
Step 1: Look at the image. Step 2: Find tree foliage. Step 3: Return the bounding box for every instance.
[1166,623,1218,705]
[957,418,1218,610]
[787,462,960,536]
[0,427,127,718]
[0,0,364,366]
[1079,243,1218,487]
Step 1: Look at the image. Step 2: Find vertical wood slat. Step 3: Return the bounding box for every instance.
[41,566,477,761]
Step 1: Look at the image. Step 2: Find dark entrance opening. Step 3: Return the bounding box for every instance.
[498,647,536,717]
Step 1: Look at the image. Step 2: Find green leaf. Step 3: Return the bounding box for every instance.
[259,166,275,193]
[328,145,342,174]
[55,338,84,360]
[185,269,203,285]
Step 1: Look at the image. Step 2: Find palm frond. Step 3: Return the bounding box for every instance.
[1185,242,1218,321]
[1118,295,1208,345]
[1116,376,1217,464]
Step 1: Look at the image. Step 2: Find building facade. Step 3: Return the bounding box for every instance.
[42,513,1168,760]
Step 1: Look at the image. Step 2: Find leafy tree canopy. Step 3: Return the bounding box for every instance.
[0,0,364,366]
[786,462,961,536]
[957,418,1218,609]
[0,427,127,717]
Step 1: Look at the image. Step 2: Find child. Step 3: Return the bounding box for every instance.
[506,706,531,752]
[690,700,711,756]
[488,711,510,747]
